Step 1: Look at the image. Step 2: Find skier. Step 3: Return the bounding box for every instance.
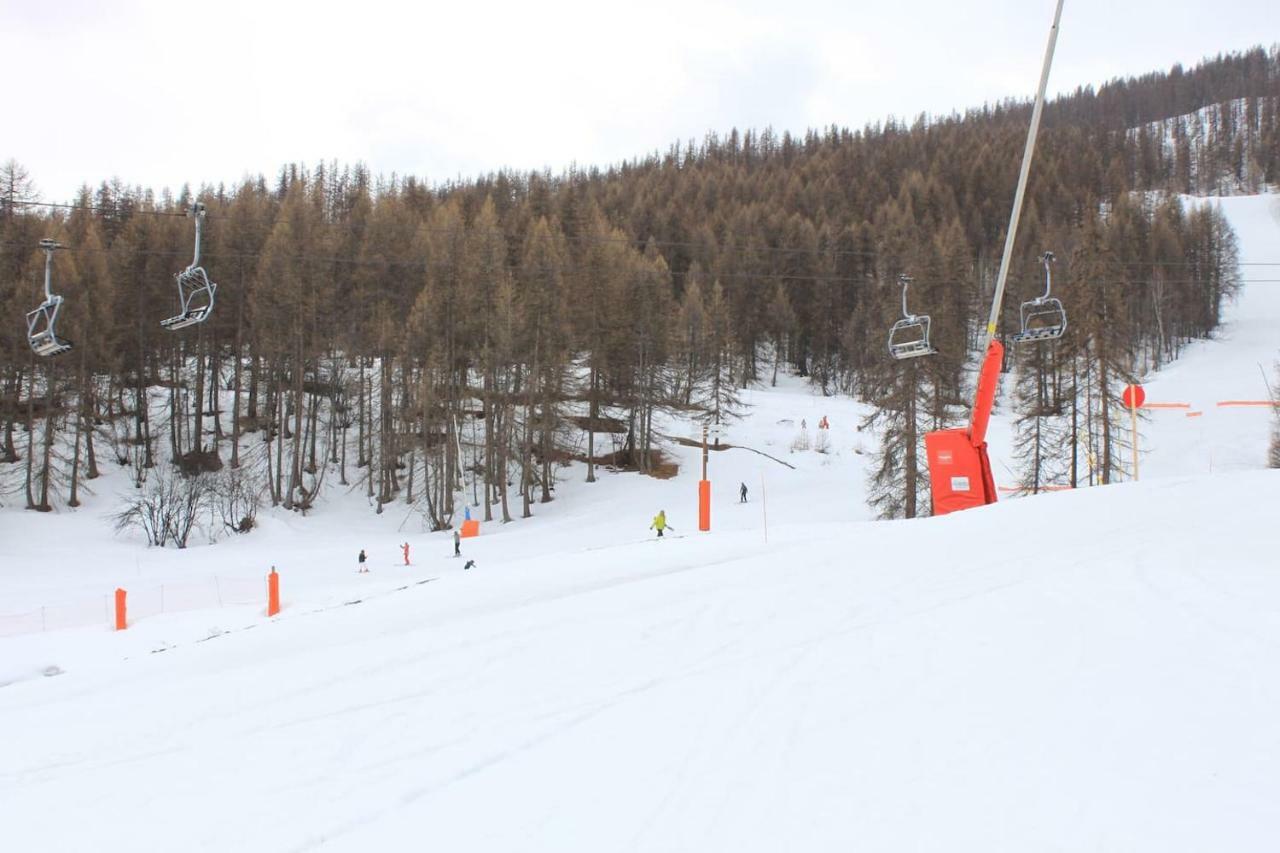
[357,549,368,573]
[650,510,671,538]
[401,542,411,566]
[453,530,461,557]
[464,559,475,571]
[739,482,748,503]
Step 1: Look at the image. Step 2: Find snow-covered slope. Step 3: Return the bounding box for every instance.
[1,193,1278,852]
[2,467,1278,851]
[1140,194,1280,477]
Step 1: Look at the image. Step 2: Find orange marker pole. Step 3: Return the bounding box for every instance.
[698,423,711,532]
[114,588,127,631]
[698,480,711,532]
[267,569,280,617]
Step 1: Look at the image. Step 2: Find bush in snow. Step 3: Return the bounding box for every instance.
[211,466,262,537]
[113,468,214,548]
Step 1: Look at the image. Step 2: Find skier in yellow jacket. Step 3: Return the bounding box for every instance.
[650,510,671,538]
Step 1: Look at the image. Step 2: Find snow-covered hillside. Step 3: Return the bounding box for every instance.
[1127,97,1278,195]
[986,192,1280,483]
[1,193,1277,852]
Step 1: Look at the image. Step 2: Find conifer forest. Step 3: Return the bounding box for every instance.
[2,47,1276,525]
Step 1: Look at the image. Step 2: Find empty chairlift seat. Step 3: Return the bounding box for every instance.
[888,274,938,360]
[162,202,217,330]
[26,239,73,358]
[1010,251,1066,344]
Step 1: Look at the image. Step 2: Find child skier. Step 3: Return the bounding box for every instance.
[402,542,411,566]
[453,530,461,557]
[358,549,368,573]
[739,482,748,503]
[650,510,671,538]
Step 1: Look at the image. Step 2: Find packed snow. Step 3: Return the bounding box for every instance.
[1,192,1277,851]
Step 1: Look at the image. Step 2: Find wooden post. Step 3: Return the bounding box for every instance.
[114,588,127,631]
[701,424,708,479]
[267,569,280,617]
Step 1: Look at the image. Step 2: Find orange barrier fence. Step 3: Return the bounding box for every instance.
[1186,411,1204,418]
[460,519,480,538]
[1216,400,1277,407]
[0,574,276,638]
[1142,402,1191,409]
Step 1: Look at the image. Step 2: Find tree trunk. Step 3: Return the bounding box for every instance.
[38,360,56,511]
[24,357,36,509]
[69,356,86,507]
[230,317,242,469]
[586,367,597,483]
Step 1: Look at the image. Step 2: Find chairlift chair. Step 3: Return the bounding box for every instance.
[26,239,73,358]
[888,274,938,360]
[161,202,217,330]
[1010,251,1066,344]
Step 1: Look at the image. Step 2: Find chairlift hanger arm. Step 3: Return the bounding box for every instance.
[1037,251,1055,301]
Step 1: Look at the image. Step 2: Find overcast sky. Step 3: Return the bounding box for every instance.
[4,0,1274,202]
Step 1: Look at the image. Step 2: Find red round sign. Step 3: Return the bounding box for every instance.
[1122,384,1145,409]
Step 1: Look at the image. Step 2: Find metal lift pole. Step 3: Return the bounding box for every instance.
[983,0,1065,346]
[924,0,1066,516]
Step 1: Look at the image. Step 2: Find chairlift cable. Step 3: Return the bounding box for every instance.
[6,198,1276,269]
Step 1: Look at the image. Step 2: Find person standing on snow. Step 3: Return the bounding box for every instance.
[740,482,748,503]
[650,510,671,538]
[402,542,411,565]
[358,549,368,573]
[453,530,461,557]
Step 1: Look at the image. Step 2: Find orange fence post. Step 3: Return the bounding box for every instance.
[698,480,711,532]
[267,569,280,617]
[114,588,127,631]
